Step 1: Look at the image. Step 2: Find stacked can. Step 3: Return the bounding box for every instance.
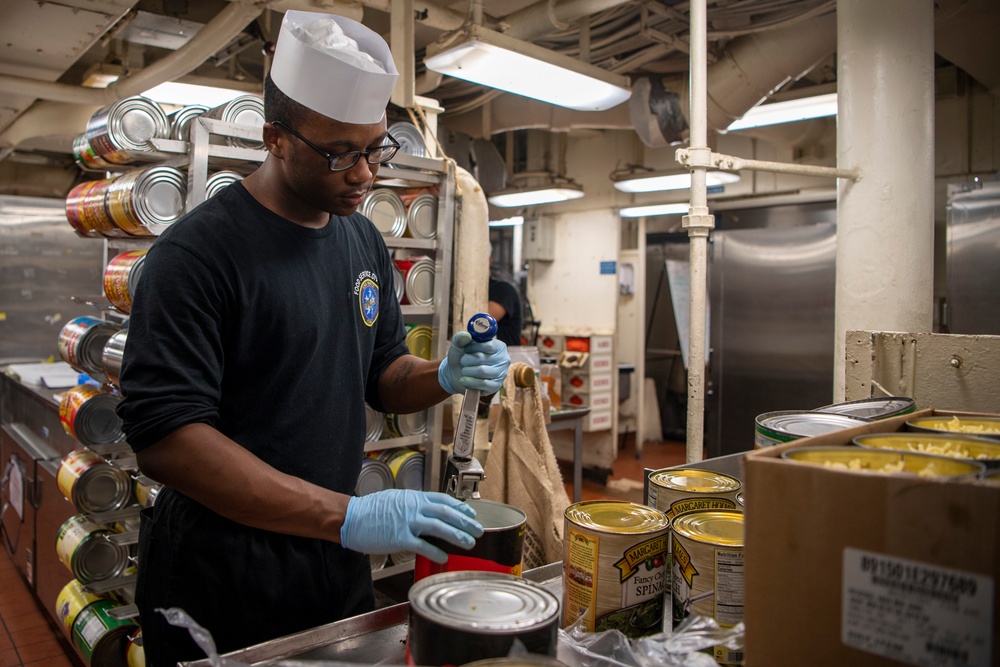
[395,257,435,306]
[167,104,209,141]
[361,188,407,237]
[384,410,427,439]
[371,447,425,490]
[103,250,148,314]
[402,193,438,239]
[754,410,868,449]
[59,384,126,449]
[404,325,433,360]
[203,95,265,149]
[58,316,121,383]
[646,468,742,519]
[563,500,670,638]
[205,170,244,198]
[102,330,128,387]
[56,577,140,667]
[65,180,126,238]
[672,510,745,665]
[83,96,170,165]
[72,134,111,172]
[57,448,133,514]
[55,514,131,584]
[134,476,162,509]
[64,167,187,238]
[355,458,394,571]
[364,404,384,442]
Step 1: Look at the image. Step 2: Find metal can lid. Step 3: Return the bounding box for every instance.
[362,189,407,237]
[814,397,915,420]
[565,500,669,534]
[205,170,243,198]
[73,529,130,583]
[102,97,169,151]
[364,405,384,442]
[389,121,427,158]
[168,104,210,140]
[405,325,433,360]
[132,166,186,232]
[406,194,438,239]
[75,465,132,514]
[757,410,868,439]
[74,392,126,447]
[409,571,559,634]
[647,467,741,494]
[672,509,744,546]
[405,258,436,306]
[355,459,394,496]
[389,450,424,490]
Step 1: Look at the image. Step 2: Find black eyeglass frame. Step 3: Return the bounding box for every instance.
[272,120,401,172]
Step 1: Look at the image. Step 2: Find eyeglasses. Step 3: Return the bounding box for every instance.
[272,120,401,172]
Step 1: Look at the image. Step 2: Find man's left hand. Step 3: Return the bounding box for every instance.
[438,332,510,395]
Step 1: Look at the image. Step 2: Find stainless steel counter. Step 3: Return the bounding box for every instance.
[182,563,564,667]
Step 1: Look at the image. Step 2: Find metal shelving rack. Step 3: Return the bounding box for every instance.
[99,116,456,582]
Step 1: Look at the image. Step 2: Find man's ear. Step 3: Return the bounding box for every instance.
[262,122,284,158]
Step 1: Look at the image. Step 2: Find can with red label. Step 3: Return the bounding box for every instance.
[414,499,526,582]
[58,317,121,382]
[103,250,148,314]
[59,384,126,449]
[85,96,169,165]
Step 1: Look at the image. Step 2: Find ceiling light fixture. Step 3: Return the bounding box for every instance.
[619,203,690,218]
[726,93,838,131]
[141,81,248,108]
[82,63,125,89]
[488,215,525,228]
[612,169,740,193]
[425,24,631,111]
[488,180,585,208]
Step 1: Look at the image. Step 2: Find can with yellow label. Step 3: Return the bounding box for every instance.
[563,500,669,638]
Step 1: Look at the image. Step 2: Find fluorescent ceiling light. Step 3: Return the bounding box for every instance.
[727,93,838,131]
[141,81,246,107]
[488,215,525,228]
[613,170,740,193]
[488,182,585,208]
[619,203,689,218]
[425,24,631,111]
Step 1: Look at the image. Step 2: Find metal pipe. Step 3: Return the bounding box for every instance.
[682,0,714,464]
[0,1,263,106]
[676,148,860,180]
[833,0,934,400]
[503,0,633,41]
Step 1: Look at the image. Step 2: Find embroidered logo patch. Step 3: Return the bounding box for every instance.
[355,271,379,327]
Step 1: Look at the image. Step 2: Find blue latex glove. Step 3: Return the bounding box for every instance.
[340,489,484,563]
[437,330,511,395]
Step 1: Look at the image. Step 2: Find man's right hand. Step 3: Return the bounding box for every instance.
[340,489,483,563]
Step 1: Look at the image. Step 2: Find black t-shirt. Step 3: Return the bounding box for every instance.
[117,182,409,495]
[489,276,523,347]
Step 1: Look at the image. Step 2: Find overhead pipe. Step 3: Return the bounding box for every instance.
[679,11,837,134]
[0,0,263,107]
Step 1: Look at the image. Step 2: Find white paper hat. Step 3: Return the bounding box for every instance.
[270,11,398,124]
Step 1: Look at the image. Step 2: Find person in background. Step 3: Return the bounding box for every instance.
[116,12,509,667]
[488,246,524,348]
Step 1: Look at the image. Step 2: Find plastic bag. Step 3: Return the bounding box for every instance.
[557,614,744,667]
[158,607,251,667]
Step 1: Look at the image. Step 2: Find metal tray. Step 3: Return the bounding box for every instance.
[182,563,563,667]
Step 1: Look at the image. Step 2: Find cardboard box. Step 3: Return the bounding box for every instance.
[743,409,1000,666]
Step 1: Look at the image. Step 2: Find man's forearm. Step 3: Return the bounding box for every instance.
[378,354,450,413]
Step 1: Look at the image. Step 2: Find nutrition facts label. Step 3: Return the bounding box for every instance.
[715,549,744,625]
[842,548,993,666]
